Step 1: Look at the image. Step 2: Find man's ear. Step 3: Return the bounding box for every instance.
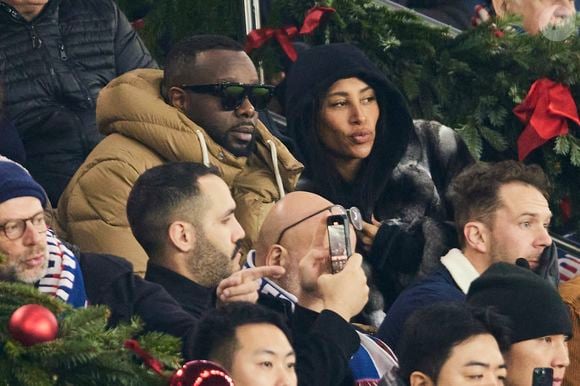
[492,0,508,17]
[409,371,435,386]
[265,245,286,267]
[464,221,489,254]
[167,86,188,111]
[168,221,196,253]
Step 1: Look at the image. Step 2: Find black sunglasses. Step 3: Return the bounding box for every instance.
[275,205,363,245]
[181,82,275,111]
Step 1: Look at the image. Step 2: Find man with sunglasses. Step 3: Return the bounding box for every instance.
[245,191,399,386]
[57,34,302,274]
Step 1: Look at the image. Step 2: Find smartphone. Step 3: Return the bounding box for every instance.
[532,368,553,386]
[327,214,352,274]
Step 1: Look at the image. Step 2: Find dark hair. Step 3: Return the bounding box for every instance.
[286,44,412,219]
[162,34,244,99]
[191,302,292,371]
[126,162,219,257]
[448,160,551,247]
[397,302,511,384]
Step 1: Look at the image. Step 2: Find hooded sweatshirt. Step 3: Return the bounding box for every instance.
[285,43,474,309]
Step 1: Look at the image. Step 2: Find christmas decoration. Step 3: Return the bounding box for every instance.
[115,0,580,227]
[8,304,58,346]
[244,0,580,231]
[169,360,234,386]
[245,6,335,61]
[0,282,182,385]
[125,339,165,375]
[514,78,580,160]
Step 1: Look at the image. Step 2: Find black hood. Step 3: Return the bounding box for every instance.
[284,43,415,210]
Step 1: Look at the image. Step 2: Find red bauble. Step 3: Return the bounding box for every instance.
[8,304,58,346]
[169,360,234,386]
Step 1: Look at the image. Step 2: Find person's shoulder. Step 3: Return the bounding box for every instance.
[79,252,133,275]
[398,267,462,302]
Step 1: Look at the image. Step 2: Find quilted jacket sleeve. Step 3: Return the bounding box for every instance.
[58,159,149,274]
[112,0,158,74]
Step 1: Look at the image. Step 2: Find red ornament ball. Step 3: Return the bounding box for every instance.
[170,360,234,386]
[8,304,58,346]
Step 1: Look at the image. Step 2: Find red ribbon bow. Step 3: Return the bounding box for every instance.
[245,25,300,61]
[513,78,580,160]
[124,339,164,375]
[245,6,336,62]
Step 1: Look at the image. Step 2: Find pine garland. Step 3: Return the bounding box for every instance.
[117,0,246,63]
[0,281,181,385]
[250,0,580,231]
[116,0,580,229]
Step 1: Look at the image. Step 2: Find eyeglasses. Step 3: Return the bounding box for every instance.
[0,212,48,240]
[181,82,275,111]
[275,205,362,245]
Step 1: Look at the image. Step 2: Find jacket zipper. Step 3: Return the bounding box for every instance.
[29,24,43,49]
[58,42,68,61]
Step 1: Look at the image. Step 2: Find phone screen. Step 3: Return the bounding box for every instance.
[327,215,351,273]
[532,368,553,386]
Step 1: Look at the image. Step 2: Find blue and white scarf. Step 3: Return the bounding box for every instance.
[35,230,87,308]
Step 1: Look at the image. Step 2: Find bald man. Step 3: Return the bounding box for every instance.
[246,191,398,386]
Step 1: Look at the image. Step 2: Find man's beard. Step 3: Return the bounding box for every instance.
[488,238,541,272]
[186,230,240,287]
[221,129,257,157]
[1,248,49,284]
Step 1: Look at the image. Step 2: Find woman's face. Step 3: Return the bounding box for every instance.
[318,77,380,161]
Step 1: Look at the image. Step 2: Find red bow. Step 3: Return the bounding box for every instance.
[124,339,164,375]
[130,18,145,30]
[245,25,300,61]
[513,78,580,160]
[245,6,336,61]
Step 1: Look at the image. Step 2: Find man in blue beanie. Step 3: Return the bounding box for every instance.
[0,157,53,285]
[0,157,243,359]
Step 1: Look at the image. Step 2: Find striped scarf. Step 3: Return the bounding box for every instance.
[35,230,87,308]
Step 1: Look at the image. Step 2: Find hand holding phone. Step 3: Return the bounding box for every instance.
[327,214,352,274]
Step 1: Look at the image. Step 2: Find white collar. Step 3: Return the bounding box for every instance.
[440,248,480,294]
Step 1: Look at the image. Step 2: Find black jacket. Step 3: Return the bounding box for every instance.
[259,295,360,386]
[144,262,360,386]
[0,0,157,204]
[145,262,216,319]
[79,253,198,360]
[0,118,26,164]
[286,44,474,310]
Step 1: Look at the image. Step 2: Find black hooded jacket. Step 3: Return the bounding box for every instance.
[285,43,474,309]
[0,0,157,204]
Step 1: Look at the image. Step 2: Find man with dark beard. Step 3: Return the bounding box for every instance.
[127,162,285,318]
[377,160,560,354]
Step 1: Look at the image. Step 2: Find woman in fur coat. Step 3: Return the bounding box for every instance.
[285,43,474,312]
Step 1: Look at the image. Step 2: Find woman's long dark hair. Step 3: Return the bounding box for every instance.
[292,75,412,220]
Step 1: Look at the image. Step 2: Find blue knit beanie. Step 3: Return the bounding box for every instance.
[0,160,47,207]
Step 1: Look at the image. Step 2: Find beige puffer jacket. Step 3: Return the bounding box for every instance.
[57,69,302,274]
